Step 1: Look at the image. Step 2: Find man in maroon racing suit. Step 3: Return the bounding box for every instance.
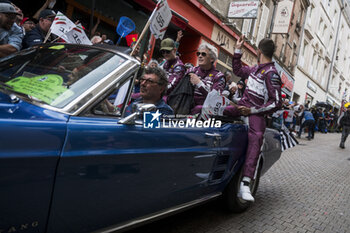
[223,36,282,202]
[187,43,226,114]
[159,38,186,96]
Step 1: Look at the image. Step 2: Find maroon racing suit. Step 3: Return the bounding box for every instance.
[224,50,282,179]
[187,65,225,114]
[162,57,186,96]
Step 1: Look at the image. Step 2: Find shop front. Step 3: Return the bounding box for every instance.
[62,0,258,75]
[273,60,295,100]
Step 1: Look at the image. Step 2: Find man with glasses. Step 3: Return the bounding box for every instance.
[126,67,174,116]
[0,2,23,57]
[159,38,186,96]
[187,43,225,114]
[22,9,56,49]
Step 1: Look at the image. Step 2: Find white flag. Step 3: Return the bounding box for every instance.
[149,0,172,39]
[65,24,92,45]
[50,11,75,39]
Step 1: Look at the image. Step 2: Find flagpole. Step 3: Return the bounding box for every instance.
[43,29,52,43]
[130,0,160,56]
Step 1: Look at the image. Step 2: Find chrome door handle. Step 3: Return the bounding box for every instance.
[205,132,221,139]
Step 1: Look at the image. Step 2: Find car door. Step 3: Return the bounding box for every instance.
[47,114,230,232]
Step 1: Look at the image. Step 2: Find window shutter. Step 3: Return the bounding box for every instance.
[242,19,251,37]
[256,4,269,45]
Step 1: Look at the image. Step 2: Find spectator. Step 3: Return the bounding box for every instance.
[126,67,174,116]
[174,30,183,50]
[22,9,56,49]
[224,70,232,88]
[184,62,194,71]
[90,35,102,44]
[305,100,310,109]
[147,59,158,68]
[159,38,186,96]
[232,80,245,103]
[187,43,225,114]
[223,81,236,100]
[130,42,141,61]
[317,108,326,133]
[298,108,315,140]
[90,17,100,38]
[338,102,350,149]
[21,17,35,34]
[0,2,23,57]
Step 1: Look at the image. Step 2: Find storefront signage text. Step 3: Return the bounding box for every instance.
[307,80,317,93]
[281,71,294,91]
[211,24,257,66]
[228,1,259,18]
[272,0,294,34]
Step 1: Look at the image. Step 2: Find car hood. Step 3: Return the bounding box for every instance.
[0,91,69,122]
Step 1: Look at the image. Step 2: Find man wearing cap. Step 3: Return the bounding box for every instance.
[0,2,23,57]
[159,38,186,96]
[22,9,56,49]
[21,18,35,34]
[338,102,350,149]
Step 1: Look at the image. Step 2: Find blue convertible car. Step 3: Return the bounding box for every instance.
[0,44,281,233]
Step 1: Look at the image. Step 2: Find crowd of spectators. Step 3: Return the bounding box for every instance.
[0,0,117,58]
[273,97,343,140]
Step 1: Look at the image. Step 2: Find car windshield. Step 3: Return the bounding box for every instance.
[0,44,126,108]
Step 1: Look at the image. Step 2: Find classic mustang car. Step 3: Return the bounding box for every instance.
[0,44,281,233]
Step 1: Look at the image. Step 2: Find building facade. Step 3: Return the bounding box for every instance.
[295,0,350,111]
[54,0,349,109]
[272,0,310,102]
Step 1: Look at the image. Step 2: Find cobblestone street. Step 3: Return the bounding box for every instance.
[127,133,350,233]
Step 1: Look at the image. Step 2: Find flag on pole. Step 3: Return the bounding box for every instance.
[149,0,172,39]
[280,123,298,151]
[125,34,138,47]
[50,11,76,39]
[65,23,92,45]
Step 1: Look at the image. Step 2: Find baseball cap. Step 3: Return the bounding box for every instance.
[0,2,19,14]
[39,9,56,19]
[160,38,175,51]
[21,17,35,25]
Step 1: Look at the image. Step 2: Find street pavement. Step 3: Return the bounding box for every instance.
[127,132,350,233]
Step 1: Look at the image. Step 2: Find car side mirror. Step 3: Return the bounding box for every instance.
[119,103,157,125]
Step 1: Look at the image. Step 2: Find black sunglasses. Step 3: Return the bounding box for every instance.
[196,52,207,57]
[161,50,171,55]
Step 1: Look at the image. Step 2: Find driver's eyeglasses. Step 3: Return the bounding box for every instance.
[140,78,160,85]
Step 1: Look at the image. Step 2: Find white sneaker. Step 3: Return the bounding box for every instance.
[238,182,255,202]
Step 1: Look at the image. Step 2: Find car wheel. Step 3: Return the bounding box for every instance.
[222,160,262,213]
